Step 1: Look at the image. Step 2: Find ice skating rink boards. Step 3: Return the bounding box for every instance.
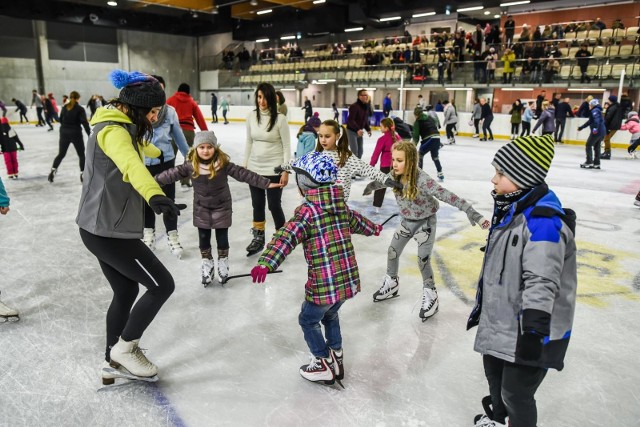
[0,122,639,426]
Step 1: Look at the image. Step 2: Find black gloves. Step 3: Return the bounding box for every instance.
[384,177,404,191]
[517,308,551,362]
[274,165,284,174]
[148,195,186,220]
[517,332,545,361]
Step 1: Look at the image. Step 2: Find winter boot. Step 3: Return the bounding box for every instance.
[217,249,229,284]
[419,287,439,321]
[246,226,265,256]
[109,338,158,379]
[142,228,156,250]
[299,355,335,385]
[373,275,399,302]
[600,151,611,160]
[47,168,56,183]
[0,293,19,322]
[329,347,344,381]
[201,258,215,287]
[166,230,183,259]
[437,172,444,181]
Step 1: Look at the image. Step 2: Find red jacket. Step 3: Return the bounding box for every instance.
[166,91,208,132]
[370,131,400,168]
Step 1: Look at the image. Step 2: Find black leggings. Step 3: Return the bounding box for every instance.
[53,130,86,171]
[445,123,456,140]
[511,123,520,136]
[80,228,175,362]
[418,138,442,173]
[474,118,481,134]
[19,111,28,123]
[482,117,494,139]
[144,159,177,231]
[373,166,391,208]
[198,227,229,251]
[521,122,531,136]
[249,174,285,230]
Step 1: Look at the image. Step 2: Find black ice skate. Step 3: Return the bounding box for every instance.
[245,228,265,257]
[373,275,399,302]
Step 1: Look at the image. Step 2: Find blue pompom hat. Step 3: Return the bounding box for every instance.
[292,151,337,191]
[109,69,166,109]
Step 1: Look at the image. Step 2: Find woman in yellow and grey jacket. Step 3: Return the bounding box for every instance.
[76,70,184,385]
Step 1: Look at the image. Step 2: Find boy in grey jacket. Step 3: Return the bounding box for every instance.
[467,134,577,427]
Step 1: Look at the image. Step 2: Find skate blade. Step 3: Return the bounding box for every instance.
[102,366,158,383]
[373,292,399,303]
[0,315,20,323]
[420,306,439,322]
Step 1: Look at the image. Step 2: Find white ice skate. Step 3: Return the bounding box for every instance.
[217,256,229,284]
[166,230,183,259]
[108,338,158,383]
[474,415,506,426]
[0,296,19,322]
[201,258,215,287]
[142,228,155,251]
[373,275,399,302]
[419,287,439,321]
[299,355,335,386]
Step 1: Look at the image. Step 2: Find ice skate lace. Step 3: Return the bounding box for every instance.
[218,258,229,276]
[132,344,155,370]
[421,289,437,310]
[305,356,323,372]
[474,415,497,427]
[379,276,397,294]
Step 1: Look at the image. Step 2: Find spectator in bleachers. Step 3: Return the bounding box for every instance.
[502,48,516,83]
[564,21,578,33]
[504,15,516,46]
[592,18,606,31]
[519,24,531,42]
[413,36,422,46]
[533,26,542,42]
[411,45,421,63]
[251,48,258,65]
[474,49,486,83]
[346,89,372,159]
[403,46,412,63]
[238,47,251,70]
[472,24,484,52]
[446,50,455,83]
[612,19,625,30]
[542,57,560,83]
[437,53,446,84]
[575,44,592,83]
[575,21,588,32]
[345,42,352,54]
[454,33,465,65]
[403,30,412,44]
[542,25,553,40]
[512,42,524,59]
[521,57,537,82]
[577,95,593,118]
[555,98,574,144]
[392,47,402,64]
[486,47,498,82]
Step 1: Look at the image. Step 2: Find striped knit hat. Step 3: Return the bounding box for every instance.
[492,134,555,189]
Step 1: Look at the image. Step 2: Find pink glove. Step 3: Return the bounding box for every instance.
[251,265,269,283]
[374,224,383,236]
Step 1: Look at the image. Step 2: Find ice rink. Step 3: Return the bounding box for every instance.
[1,120,639,426]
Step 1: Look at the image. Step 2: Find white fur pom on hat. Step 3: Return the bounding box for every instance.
[194,131,218,148]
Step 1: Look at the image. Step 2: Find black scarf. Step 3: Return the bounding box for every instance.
[491,188,528,226]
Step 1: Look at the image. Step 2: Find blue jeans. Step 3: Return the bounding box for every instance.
[298,300,345,358]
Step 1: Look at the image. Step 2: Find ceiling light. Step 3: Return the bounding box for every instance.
[250,0,258,5]
[107,1,117,6]
[412,12,436,18]
[500,0,531,6]
[457,5,484,12]
[256,38,269,43]
[568,88,606,92]
[318,79,336,82]
[445,87,473,91]
[494,14,500,18]
[396,88,421,91]
[280,35,296,40]
[313,0,326,3]
[501,88,534,91]
[257,9,272,15]
[280,88,296,91]
[484,10,491,15]
[345,27,364,32]
[379,16,402,22]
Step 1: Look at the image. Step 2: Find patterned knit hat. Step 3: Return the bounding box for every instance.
[110,69,165,109]
[492,134,555,189]
[194,131,218,148]
[292,151,337,192]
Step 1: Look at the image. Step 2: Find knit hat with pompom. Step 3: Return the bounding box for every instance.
[110,70,165,109]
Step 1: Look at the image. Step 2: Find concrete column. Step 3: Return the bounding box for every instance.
[32,21,47,93]
[117,30,130,70]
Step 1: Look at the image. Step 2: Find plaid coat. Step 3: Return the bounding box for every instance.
[258,185,377,305]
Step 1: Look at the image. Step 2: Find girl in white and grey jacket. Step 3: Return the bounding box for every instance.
[472,99,482,137]
[443,100,458,144]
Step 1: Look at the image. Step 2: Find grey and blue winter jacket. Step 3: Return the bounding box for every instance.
[145,105,189,166]
[468,185,577,371]
[578,105,606,137]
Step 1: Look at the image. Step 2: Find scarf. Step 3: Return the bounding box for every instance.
[491,188,528,226]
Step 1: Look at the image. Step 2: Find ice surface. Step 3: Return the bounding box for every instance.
[0,121,639,426]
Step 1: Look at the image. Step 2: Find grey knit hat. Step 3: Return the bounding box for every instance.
[194,131,218,148]
[109,69,166,109]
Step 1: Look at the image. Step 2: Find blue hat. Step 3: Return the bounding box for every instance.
[589,99,599,107]
[608,95,617,103]
[292,152,337,191]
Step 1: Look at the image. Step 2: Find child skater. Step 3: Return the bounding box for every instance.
[370,117,401,210]
[277,120,401,201]
[295,112,321,158]
[412,107,444,180]
[155,131,282,286]
[0,118,24,179]
[0,176,19,322]
[370,141,489,321]
[251,152,382,386]
[577,98,605,170]
[620,111,640,159]
[467,134,577,427]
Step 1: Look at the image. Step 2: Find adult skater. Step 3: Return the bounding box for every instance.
[243,82,291,256]
[0,176,19,322]
[210,92,218,123]
[468,134,577,427]
[77,70,183,384]
[346,89,372,159]
[11,98,28,123]
[47,91,90,183]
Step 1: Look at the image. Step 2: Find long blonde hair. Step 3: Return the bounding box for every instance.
[315,119,351,167]
[391,141,419,201]
[188,145,229,179]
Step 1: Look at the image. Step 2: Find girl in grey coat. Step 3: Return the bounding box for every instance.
[155,131,282,286]
[532,101,555,136]
[443,100,458,144]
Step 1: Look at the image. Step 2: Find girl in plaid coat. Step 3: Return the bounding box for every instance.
[251,152,382,386]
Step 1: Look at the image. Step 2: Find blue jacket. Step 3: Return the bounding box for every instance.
[296,131,317,158]
[578,105,606,136]
[0,176,9,207]
[145,105,190,166]
[522,106,534,123]
[383,97,392,112]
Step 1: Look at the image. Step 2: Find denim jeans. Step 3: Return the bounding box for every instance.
[298,300,345,358]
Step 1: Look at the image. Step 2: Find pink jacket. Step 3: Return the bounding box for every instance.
[370,131,400,168]
[620,117,640,139]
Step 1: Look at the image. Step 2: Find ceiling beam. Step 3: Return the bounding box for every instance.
[263,0,313,11]
[130,0,216,13]
[231,0,315,19]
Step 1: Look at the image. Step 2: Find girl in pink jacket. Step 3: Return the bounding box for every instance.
[620,111,640,158]
[370,117,401,209]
